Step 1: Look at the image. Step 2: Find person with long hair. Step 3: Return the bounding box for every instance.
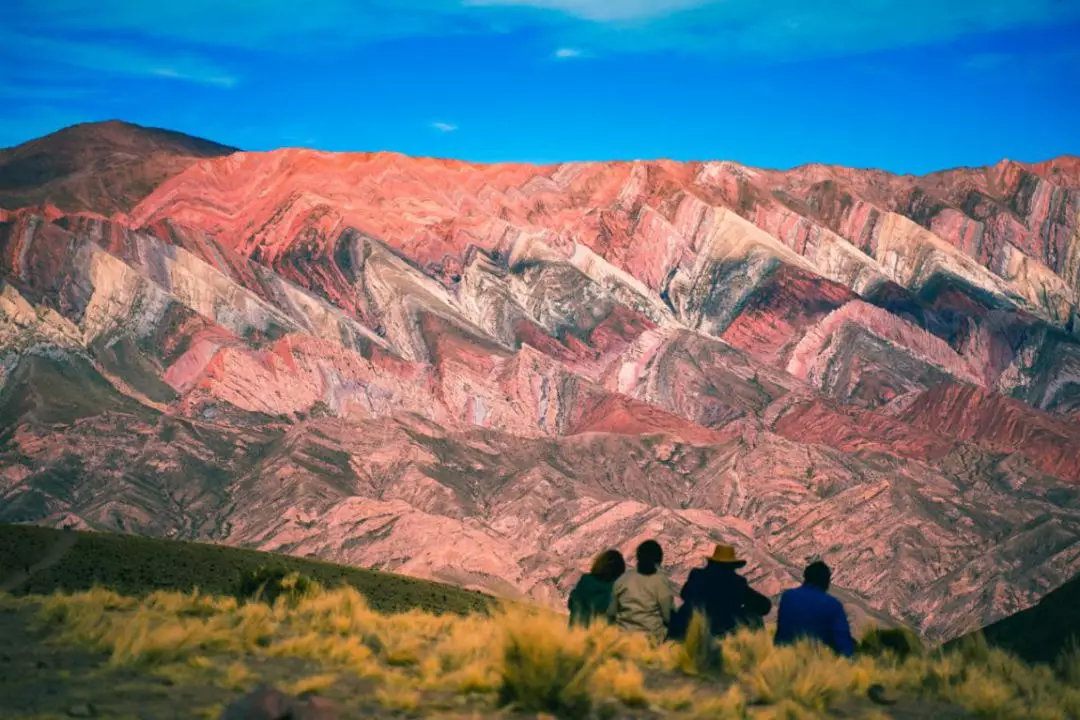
[607,539,675,642]
[568,549,626,627]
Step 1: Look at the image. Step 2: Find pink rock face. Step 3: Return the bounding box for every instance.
[893,384,1080,482]
[1,122,1079,642]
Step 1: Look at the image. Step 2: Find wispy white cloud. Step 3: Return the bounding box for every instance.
[0,30,238,87]
[553,47,583,59]
[151,67,238,87]
[554,0,1080,58]
[431,121,458,132]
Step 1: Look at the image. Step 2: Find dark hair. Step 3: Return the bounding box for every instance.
[635,540,663,575]
[804,561,831,590]
[590,549,626,582]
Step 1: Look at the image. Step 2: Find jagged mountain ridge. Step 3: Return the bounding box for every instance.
[1,122,1079,642]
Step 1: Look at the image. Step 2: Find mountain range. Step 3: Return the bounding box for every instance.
[1,120,1078,642]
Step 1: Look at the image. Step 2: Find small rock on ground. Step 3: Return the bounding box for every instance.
[220,685,339,720]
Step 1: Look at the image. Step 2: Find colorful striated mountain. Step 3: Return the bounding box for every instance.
[1,121,1078,641]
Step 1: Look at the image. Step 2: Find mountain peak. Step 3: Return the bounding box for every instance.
[3,119,237,156]
[0,120,237,215]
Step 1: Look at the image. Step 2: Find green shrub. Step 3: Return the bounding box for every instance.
[1055,637,1080,686]
[236,567,316,606]
[956,632,992,664]
[859,626,925,660]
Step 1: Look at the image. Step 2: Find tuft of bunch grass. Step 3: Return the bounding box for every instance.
[235,568,317,607]
[1054,637,1080,686]
[282,672,338,697]
[221,661,257,691]
[590,657,648,708]
[496,609,609,719]
[418,613,500,694]
[686,685,746,719]
[375,675,421,712]
[676,609,721,677]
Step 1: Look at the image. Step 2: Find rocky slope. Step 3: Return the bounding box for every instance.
[1,123,1078,641]
[960,569,1080,663]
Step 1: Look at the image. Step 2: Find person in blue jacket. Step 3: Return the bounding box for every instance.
[774,561,855,657]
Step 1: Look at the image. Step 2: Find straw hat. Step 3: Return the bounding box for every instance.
[708,544,747,567]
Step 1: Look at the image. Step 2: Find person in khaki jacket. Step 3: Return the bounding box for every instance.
[607,539,675,642]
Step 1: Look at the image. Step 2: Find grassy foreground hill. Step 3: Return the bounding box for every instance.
[3,524,1080,719]
[0,523,490,615]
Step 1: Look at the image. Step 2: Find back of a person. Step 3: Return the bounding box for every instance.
[569,548,626,628]
[774,562,854,657]
[569,574,613,627]
[612,570,670,639]
[690,564,748,636]
[609,540,673,642]
[671,545,770,640]
[776,585,839,642]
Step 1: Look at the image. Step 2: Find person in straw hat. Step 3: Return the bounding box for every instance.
[667,543,771,640]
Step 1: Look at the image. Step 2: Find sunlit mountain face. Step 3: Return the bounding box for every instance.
[1,120,1078,641]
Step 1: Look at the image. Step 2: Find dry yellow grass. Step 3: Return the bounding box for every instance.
[676,609,720,676]
[221,660,256,691]
[590,657,648,707]
[16,579,1080,719]
[282,672,338,696]
[374,674,421,712]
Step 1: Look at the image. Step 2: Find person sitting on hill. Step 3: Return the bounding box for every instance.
[668,544,772,640]
[774,560,854,657]
[608,540,674,642]
[568,549,626,627]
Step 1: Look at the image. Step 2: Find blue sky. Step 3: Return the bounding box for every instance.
[1,0,1077,172]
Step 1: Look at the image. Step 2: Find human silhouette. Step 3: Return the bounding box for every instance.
[774,561,854,657]
[607,540,674,642]
[568,549,626,627]
[668,544,771,640]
